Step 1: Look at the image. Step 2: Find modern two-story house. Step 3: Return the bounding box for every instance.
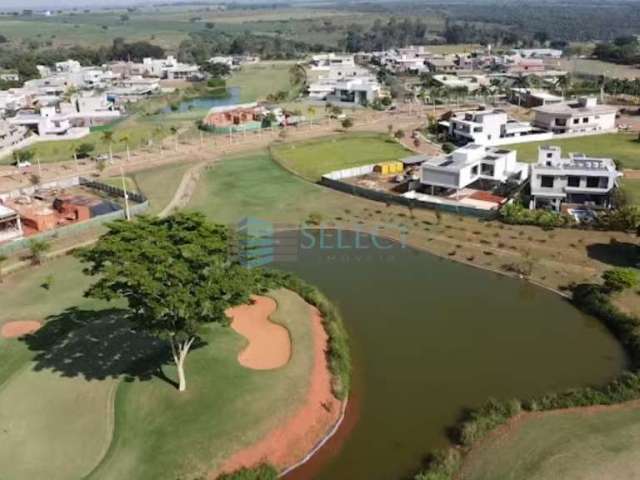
[419,144,529,193]
[532,97,617,135]
[445,109,538,146]
[529,145,622,211]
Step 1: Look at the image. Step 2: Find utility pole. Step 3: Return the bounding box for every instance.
[120,166,131,221]
[36,156,42,180]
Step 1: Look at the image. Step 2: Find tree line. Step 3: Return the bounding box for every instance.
[0,38,165,81]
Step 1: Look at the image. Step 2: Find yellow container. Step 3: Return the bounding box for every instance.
[374,161,403,175]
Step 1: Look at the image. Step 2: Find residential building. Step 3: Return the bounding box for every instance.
[419,144,529,192]
[0,71,19,82]
[444,109,538,146]
[141,56,202,80]
[10,106,72,136]
[426,58,462,73]
[432,74,489,92]
[55,59,82,73]
[509,88,563,108]
[512,48,563,59]
[529,145,622,211]
[308,66,382,106]
[0,119,29,151]
[201,103,263,132]
[309,54,356,71]
[532,97,617,134]
[0,204,23,244]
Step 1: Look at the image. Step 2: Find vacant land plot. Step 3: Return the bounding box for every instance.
[227,62,297,103]
[188,151,353,224]
[509,133,640,168]
[560,58,640,80]
[271,132,411,181]
[460,404,640,480]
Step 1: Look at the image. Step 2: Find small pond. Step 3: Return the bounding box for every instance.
[274,229,627,480]
[161,87,242,113]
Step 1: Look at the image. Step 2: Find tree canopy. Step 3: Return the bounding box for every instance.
[76,213,269,391]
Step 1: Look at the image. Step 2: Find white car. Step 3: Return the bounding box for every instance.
[15,160,31,168]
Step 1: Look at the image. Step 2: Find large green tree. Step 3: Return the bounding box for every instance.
[76,213,262,392]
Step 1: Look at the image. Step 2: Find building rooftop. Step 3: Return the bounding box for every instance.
[0,204,17,218]
[534,98,617,116]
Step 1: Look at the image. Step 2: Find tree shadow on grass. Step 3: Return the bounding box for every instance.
[19,307,199,388]
[586,240,640,268]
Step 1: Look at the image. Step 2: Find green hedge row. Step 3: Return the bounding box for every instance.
[413,283,640,479]
[499,202,574,229]
[216,464,278,480]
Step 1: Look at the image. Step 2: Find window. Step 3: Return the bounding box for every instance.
[582,117,589,123]
[567,176,580,187]
[586,176,601,188]
[573,118,580,124]
[471,165,479,176]
[547,152,553,158]
[540,176,555,188]
[481,163,495,176]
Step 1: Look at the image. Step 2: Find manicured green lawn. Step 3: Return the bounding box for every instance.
[621,178,640,205]
[0,250,316,480]
[227,62,297,103]
[508,133,640,168]
[271,133,411,181]
[187,151,356,224]
[460,406,640,480]
[129,162,191,215]
[88,289,314,480]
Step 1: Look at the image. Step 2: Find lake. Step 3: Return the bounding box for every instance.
[274,229,627,480]
[161,87,242,113]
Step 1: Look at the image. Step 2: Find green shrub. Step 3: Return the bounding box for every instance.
[216,464,278,480]
[603,268,638,292]
[500,202,573,229]
[414,449,461,480]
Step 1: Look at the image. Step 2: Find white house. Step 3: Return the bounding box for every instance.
[308,66,382,106]
[309,54,356,71]
[445,109,539,146]
[10,106,72,136]
[0,204,23,244]
[420,144,529,193]
[55,59,82,73]
[142,56,201,80]
[529,145,622,211]
[533,97,617,135]
[0,119,29,152]
[512,48,563,59]
[432,74,489,92]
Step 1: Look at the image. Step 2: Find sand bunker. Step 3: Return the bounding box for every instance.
[227,295,291,370]
[218,303,342,475]
[1,321,42,339]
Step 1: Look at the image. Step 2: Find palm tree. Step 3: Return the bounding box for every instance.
[554,74,571,99]
[512,74,530,106]
[119,134,131,161]
[478,84,491,105]
[101,130,114,162]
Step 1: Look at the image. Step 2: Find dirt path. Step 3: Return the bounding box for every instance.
[215,304,342,477]
[227,296,291,370]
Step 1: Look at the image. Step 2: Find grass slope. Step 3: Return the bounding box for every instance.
[271,133,411,181]
[508,133,640,168]
[130,162,191,215]
[227,62,297,103]
[87,289,314,480]
[461,405,640,480]
[188,151,354,224]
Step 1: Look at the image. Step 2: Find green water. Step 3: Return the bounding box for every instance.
[275,230,627,480]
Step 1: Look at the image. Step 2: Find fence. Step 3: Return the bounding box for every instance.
[80,177,147,203]
[321,166,495,219]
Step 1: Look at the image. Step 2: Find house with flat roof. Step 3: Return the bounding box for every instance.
[509,88,563,108]
[533,97,617,135]
[529,145,622,211]
[309,54,356,71]
[444,109,539,146]
[0,204,23,244]
[419,144,529,193]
